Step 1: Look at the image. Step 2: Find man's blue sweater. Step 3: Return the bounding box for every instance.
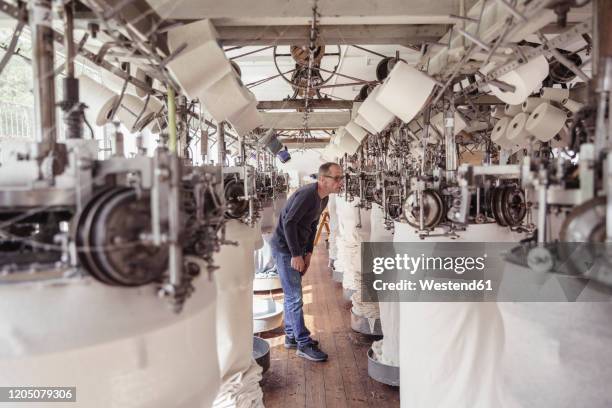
[270,183,329,257]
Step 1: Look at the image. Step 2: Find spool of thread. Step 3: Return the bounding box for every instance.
[562,99,584,113]
[345,120,368,143]
[375,61,436,123]
[506,113,531,150]
[115,94,153,132]
[228,95,262,136]
[526,103,568,142]
[167,20,232,100]
[430,111,467,136]
[134,68,152,98]
[354,114,378,135]
[357,86,395,133]
[490,116,513,149]
[199,73,253,122]
[522,97,546,113]
[322,143,342,161]
[504,104,522,116]
[78,75,119,126]
[551,125,571,149]
[334,128,361,154]
[488,55,549,105]
[540,87,569,102]
[491,105,505,119]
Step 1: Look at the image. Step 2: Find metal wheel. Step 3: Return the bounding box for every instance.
[403,190,444,229]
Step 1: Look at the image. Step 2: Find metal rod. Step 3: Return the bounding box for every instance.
[229,45,275,60]
[495,0,527,22]
[455,27,491,52]
[30,0,56,163]
[218,121,226,165]
[168,87,177,153]
[537,184,547,244]
[448,14,479,23]
[444,98,457,182]
[537,32,590,82]
[350,44,390,59]
[63,3,75,77]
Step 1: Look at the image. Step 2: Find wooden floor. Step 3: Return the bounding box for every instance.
[257,242,400,408]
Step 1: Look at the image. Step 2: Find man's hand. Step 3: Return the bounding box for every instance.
[291,256,305,274]
[304,252,313,273]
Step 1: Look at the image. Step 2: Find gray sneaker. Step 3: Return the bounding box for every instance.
[284,336,319,349]
[296,343,328,362]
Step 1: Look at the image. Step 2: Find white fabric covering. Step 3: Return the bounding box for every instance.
[371,204,399,366]
[0,259,220,408]
[327,194,340,260]
[213,220,264,407]
[213,359,264,408]
[335,196,361,289]
[398,222,524,408]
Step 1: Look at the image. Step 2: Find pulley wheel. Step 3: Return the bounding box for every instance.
[403,190,444,229]
[224,177,249,219]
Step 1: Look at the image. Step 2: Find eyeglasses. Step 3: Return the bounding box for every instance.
[323,175,344,182]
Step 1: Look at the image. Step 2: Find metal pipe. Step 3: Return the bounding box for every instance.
[607,155,612,242]
[218,121,226,165]
[30,0,56,161]
[167,153,183,294]
[167,87,177,153]
[455,27,491,52]
[537,184,547,244]
[444,100,457,182]
[62,2,82,140]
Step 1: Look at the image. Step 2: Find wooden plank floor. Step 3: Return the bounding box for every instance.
[257,242,400,408]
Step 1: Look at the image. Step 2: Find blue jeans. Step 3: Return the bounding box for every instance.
[272,250,312,347]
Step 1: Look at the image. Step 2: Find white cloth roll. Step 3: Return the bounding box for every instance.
[504,104,522,116]
[526,103,568,142]
[115,93,149,132]
[134,68,150,98]
[540,87,569,102]
[345,120,368,143]
[357,86,396,133]
[354,114,378,135]
[200,73,253,122]
[562,99,584,113]
[334,127,361,155]
[228,99,262,136]
[491,116,514,150]
[521,97,546,113]
[142,96,165,132]
[375,61,436,123]
[321,143,342,161]
[78,75,119,126]
[488,55,549,105]
[507,113,531,150]
[167,20,233,100]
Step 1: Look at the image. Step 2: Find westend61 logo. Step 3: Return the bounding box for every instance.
[372,253,487,275]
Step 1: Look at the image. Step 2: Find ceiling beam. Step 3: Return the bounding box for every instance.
[262,112,350,130]
[216,24,448,46]
[257,99,353,110]
[282,138,330,149]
